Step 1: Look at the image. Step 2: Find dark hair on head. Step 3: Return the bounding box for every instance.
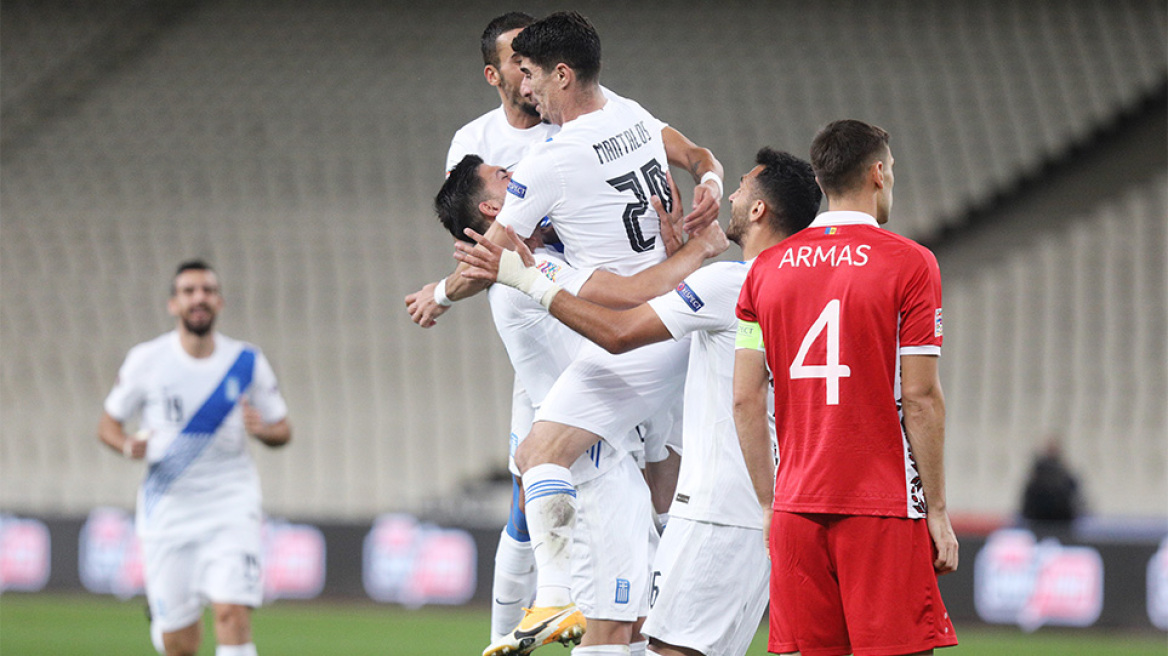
[510,11,601,83]
[435,155,491,243]
[809,119,890,197]
[480,12,536,68]
[171,259,215,295]
[753,148,822,236]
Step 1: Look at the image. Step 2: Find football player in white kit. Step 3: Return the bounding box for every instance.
[458,149,822,656]
[438,154,726,656]
[98,261,290,656]
[406,13,722,647]
[419,12,726,656]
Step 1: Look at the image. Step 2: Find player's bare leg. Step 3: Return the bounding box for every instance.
[212,603,257,655]
[161,620,201,656]
[647,638,703,656]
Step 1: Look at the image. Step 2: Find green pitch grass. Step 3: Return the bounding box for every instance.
[1,593,1164,655]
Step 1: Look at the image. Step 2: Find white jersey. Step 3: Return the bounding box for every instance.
[646,261,773,529]
[104,331,288,541]
[445,105,559,174]
[497,93,671,276]
[488,251,624,483]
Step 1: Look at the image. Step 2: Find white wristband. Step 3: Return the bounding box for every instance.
[433,277,453,307]
[700,171,723,198]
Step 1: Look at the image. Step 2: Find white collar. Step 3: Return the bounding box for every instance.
[808,210,880,228]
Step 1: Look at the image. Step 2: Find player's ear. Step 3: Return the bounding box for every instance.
[871,160,885,189]
[167,296,179,318]
[484,65,501,87]
[479,199,502,218]
[555,63,572,88]
[750,199,767,222]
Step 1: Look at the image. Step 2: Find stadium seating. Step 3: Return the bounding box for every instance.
[0,0,1164,521]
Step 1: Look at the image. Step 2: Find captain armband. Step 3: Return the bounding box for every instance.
[736,320,765,352]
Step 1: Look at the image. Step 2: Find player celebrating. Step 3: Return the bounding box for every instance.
[457,148,822,656]
[735,120,959,656]
[408,12,728,655]
[99,260,291,656]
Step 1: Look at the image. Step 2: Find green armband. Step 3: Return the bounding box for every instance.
[736,320,764,351]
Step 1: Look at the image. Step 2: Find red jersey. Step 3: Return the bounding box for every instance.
[736,211,943,518]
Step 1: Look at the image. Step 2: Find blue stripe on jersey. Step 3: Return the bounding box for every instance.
[143,348,256,516]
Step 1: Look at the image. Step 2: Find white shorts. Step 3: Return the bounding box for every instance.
[571,455,653,622]
[143,520,264,633]
[641,517,769,656]
[536,337,690,455]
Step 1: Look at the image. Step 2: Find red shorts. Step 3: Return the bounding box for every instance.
[768,512,958,656]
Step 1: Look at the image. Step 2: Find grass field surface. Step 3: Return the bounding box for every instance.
[1,593,1164,655]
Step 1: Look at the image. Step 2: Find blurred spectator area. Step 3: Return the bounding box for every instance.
[1,0,1165,522]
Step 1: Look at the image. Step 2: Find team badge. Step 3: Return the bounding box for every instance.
[935,308,944,337]
[615,578,630,604]
[675,281,704,312]
[537,260,561,282]
[507,179,527,199]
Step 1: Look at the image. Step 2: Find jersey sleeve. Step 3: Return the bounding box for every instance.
[496,147,563,239]
[535,253,595,296]
[445,129,476,175]
[103,345,149,422]
[735,263,760,323]
[898,244,944,355]
[249,350,289,424]
[647,263,740,340]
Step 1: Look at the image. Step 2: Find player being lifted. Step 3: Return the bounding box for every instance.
[410,12,726,656]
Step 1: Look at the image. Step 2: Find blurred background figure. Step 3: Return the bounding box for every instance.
[1020,435,1084,524]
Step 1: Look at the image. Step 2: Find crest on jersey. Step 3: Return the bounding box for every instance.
[675,281,704,312]
[935,308,944,338]
[507,179,527,199]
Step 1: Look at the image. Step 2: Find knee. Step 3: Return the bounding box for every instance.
[163,629,201,656]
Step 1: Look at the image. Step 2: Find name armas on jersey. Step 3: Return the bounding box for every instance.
[592,121,652,165]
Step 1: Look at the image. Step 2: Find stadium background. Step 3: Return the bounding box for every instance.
[1,0,1165,651]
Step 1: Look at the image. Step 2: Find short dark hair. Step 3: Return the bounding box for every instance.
[480,12,536,68]
[753,148,822,236]
[171,259,215,295]
[810,119,890,197]
[510,11,601,83]
[435,155,490,243]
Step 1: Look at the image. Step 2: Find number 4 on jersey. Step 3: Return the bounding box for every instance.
[790,299,851,405]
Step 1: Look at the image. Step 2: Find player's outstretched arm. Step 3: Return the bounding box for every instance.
[576,202,728,310]
[662,126,724,234]
[901,354,959,575]
[404,222,513,328]
[733,343,774,554]
[98,412,147,460]
[456,225,671,354]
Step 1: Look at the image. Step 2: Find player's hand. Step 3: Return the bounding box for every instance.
[762,507,773,560]
[123,432,148,459]
[241,396,267,439]
[682,177,722,235]
[688,215,729,259]
[404,281,449,328]
[455,225,535,282]
[927,510,959,574]
[653,171,685,256]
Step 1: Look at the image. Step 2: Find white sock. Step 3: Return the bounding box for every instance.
[628,639,648,656]
[491,529,536,639]
[215,645,257,656]
[150,622,165,655]
[523,463,577,607]
[572,646,631,655]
